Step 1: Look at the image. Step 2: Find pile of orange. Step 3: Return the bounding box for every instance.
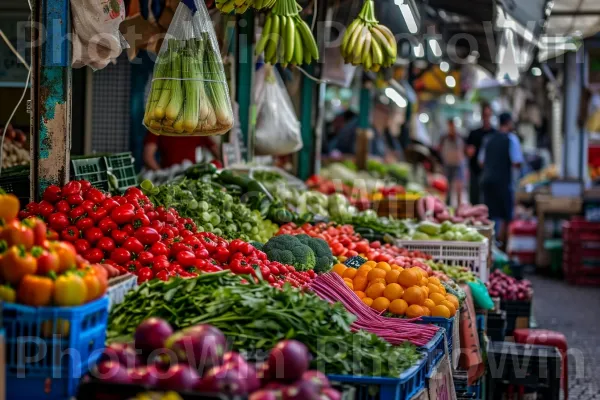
[333,261,460,319]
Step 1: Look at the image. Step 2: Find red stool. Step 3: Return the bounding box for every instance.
[513,329,568,400]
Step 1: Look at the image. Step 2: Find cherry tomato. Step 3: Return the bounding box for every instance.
[138,251,154,266]
[122,237,144,254]
[84,227,103,244]
[111,204,135,225]
[110,248,132,265]
[62,181,82,197]
[84,248,104,264]
[151,220,164,232]
[134,227,160,246]
[97,237,116,253]
[153,257,170,272]
[122,224,135,236]
[76,217,94,232]
[85,188,106,204]
[175,250,196,267]
[48,212,70,231]
[125,187,143,198]
[137,267,154,284]
[89,207,108,222]
[74,239,91,254]
[66,194,84,206]
[61,226,80,242]
[149,241,169,256]
[194,248,209,259]
[37,201,55,218]
[97,217,117,235]
[42,185,62,203]
[132,210,150,229]
[101,198,119,212]
[78,180,92,193]
[156,270,170,281]
[55,200,70,214]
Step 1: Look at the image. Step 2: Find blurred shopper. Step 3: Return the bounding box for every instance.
[479,112,524,246]
[439,119,466,206]
[143,133,220,170]
[466,102,496,204]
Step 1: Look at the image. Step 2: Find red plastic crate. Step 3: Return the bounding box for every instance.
[562,219,600,285]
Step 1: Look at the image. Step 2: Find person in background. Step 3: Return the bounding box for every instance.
[466,102,496,205]
[143,133,220,170]
[479,112,524,247]
[329,102,399,160]
[439,118,466,206]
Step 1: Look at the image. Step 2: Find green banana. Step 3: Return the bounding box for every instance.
[370,27,394,59]
[374,25,397,57]
[295,16,319,60]
[361,29,372,63]
[254,0,264,9]
[364,52,373,71]
[285,17,295,63]
[265,14,280,63]
[219,0,236,13]
[294,31,303,65]
[352,26,368,64]
[255,15,273,55]
[341,19,360,55]
[345,21,364,57]
[234,0,245,7]
[277,16,288,63]
[370,34,384,65]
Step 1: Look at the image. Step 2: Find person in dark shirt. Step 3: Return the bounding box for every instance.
[466,102,496,204]
[143,133,220,170]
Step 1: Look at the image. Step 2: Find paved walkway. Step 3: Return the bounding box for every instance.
[528,274,600,398]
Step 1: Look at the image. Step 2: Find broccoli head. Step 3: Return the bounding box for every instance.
[249,241,264,251]
[263,235,316,271]
[294,234,335,273]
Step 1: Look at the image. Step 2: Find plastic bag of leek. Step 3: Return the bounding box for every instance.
[143,0,234,136]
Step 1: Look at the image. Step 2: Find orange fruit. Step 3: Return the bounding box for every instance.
[369,278,387,287]
[420,277,429,286]
[367,268,387,282]
[337,255,348,263]
[428,277,441,285]
[438,285,447,295]
[383,283,404,301]
[445,294,460,310]
[423,299,436,310]
[364,260,377,267]
[343,268,358,280]
[333,264,347,276]
[397,269,420,287]
[429,292,446,305]
[357,264,373,276]
[427,283,441,295]
[344,281,354,290]
[406,305,426,318]
[354,290,366,299]
[402,286,425,305]
[362,297,374,307]
[353,276,368,292]
[365,282,386,299]
[389,299,408,315]
[421,286,430,296]
[391,264,402,270]
[431,305,451,318]
[385,270,401,284]
[440,300,457,316]
[371,297,391,312]
[410,267,424,281]
[422,307,431,316]
[375,262,391,272]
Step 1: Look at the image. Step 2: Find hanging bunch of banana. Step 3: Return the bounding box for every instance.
[255,0,319,66]
[340,0,397,72]
[216,0,276,15]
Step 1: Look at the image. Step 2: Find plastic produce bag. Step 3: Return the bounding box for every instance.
[467,279,494,310]
[254,65,302,155]
[143,0,234,136]
[71,0,127,69]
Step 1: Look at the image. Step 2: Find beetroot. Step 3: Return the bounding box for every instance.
[159,364,200,391]
[267,340,310,382]
[196,365,248,395]
[134,318,173,355]
[95,361,131,384]
[250,390,280,400]
[128,366,158,386]
[282,381,321,400]
[166,324,226,373]
[99,343,139,368]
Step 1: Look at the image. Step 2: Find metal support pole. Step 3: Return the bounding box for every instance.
[562,49,585,179]
[358,86,371,129]
[31,0,72,200]
[298,64,316,180]
[235,11,255,162]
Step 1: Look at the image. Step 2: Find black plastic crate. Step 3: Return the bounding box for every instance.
[500,300,531,335]
[77,381,240,399]
[71,156,109,191]
[486,342,561,400]
[0,170,30,207]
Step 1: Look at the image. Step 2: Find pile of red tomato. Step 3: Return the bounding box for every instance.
[0,193,108,307]
[277,222,433,273]
[21,182,311,286]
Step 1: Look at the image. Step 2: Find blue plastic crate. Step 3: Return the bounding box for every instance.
[328,356,427,400]
[415,316,454,357]
[476,314,486,332]
[2,297,109,400]
[419,329,446,377]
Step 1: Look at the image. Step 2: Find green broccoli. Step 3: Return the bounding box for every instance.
[249,241,264,251]
[263,235,316,271]
[294,234,334,273]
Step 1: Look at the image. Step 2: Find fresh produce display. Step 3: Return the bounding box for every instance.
[0,125,29,169]
[141,179,278,242]
[0,193,108,306]
[486,270,533,301]
[107,272,421,377]
[331,260,460,319]
[255,0,319,66]
[98,318,342,399]
[340,0,397,71]
[406,221,486,242]
[425,260,477,283]
[416,195,492,226]
[144,32,233,136]
[310,273,439,346]
[216,0,275,14]
[334,210,409,241]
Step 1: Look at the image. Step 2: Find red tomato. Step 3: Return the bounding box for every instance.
[84,227,103,244]
[62,181,82,197]
[134,227,160,246]
[110,248,132,265]
[149,241,169,256]
[138,251,154,266]
[156,270,170,281]
[84,248,104,264]
[74,239,91,254]
[122,237,144,254]
[175,250,196,267]
[69,206,86,220]
[66,194,84,206]
[97,237,116,253]
[137,267,154,284]
[78,180,92,193]
[48,212,69,231]
[85,188,106,204]
[101,198,119,212]
[37,200,55,218]
[42,185,62,203]
[61,226,80,242]
[375,253,392,263]
[55,200,70,214]
[97,217,118,235]
[76,217,94,232]
[111,204,135,225]
[89,207,108,222]
[111,229,129,245]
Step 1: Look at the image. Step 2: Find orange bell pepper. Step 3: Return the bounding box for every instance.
[82,271,102,302]
[1,245,38,285]
[0,193,20,225]
[17,275,54,306]
[53,273,87,306]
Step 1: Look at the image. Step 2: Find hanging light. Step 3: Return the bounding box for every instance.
[445,76,456,88]
[445,94,456,105]
[419,113,430,123]
[440,61,450,73]
[385,88,408,108]
[394,0,418,34]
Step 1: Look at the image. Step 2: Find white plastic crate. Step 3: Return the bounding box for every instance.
[107,274,138,310]
[395,239,489,282]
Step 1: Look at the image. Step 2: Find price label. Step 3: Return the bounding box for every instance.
[344,256,367,268]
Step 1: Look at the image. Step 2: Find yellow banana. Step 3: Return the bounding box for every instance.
[341,19,360,56]
[370,33,384,65]
[361,29,372,64]
[364,51,373,71]
[345,21,364,59]
[352,27,368,64]
[234,0,245,7]
[219,0,236,13]
[370,27,395,59]
[372,64,380,72]
[374,24,397,57]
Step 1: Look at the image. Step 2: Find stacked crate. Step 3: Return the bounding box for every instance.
[563,218,600,285]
